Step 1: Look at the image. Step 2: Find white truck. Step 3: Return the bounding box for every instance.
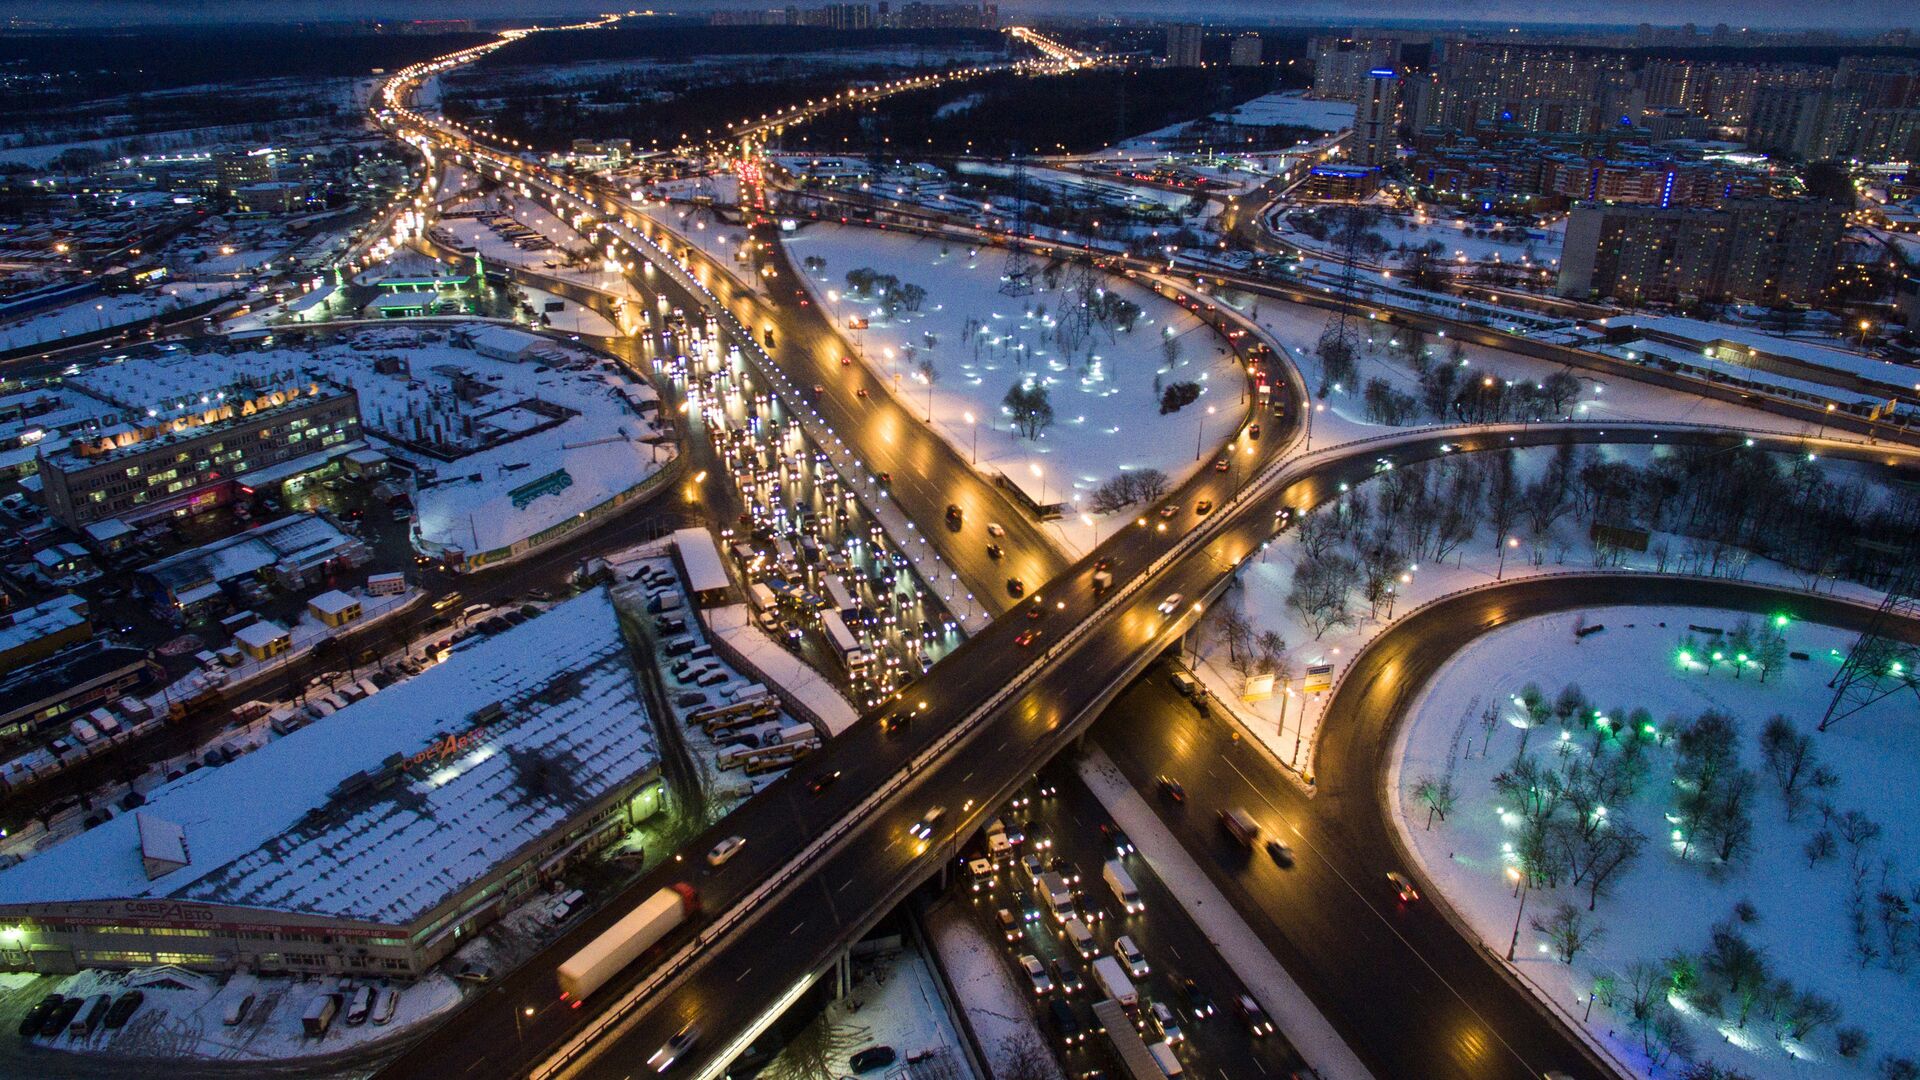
[1103,859,1143,914]
[556,883,698,1000]
[1036,870,1074,922]
[1092,955,1138,1008]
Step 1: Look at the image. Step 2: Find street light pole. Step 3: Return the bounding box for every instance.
[1506,866,1531,961]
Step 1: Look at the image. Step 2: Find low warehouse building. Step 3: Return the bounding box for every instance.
[0,588,662,978]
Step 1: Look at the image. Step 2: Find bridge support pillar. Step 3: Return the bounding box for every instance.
[830,947,854,1000]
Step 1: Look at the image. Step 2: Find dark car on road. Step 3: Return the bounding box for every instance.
[849,1045,896,1073]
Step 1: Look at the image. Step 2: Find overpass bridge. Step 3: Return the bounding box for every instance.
[366,43,1920,1080]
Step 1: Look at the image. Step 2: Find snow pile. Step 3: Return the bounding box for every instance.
[1394,607,1919,1080]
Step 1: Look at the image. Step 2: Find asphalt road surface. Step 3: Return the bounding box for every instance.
[1096,574,1918,1080]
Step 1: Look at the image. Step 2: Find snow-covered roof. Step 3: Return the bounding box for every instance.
[307,589,358,616]
[141,514,355,593]
[465,325,545,358]
[232,621,288,650]
[0,589,659,927]
[82,518,135,542]
[0,593,88,654]
[704,605,857,735]
[136,814,190,880]
[672,527,731,595]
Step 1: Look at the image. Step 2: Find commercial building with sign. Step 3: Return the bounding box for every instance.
[35,351,364,531]
[0,589,663,978]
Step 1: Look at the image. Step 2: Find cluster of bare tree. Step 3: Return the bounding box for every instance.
[1488,683,1651,910]
[1088,468,1169,514]
[1283,442,1916,637]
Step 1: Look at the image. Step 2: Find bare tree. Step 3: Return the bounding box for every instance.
[1414,774,1458,829]
[1532,901,1606,964]
[1287,554,1359,639]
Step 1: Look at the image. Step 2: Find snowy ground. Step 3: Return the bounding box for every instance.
[1272,207,1566,270]
[925,898,1065,1080]
[1213,290,1861,451]
[1188,441,1892,777]
[783,223,1240,553]
[15,965,460,1062]
[1076,748,1374,1080]
[1392,607,1918,1080]
[763,940,976,1080]
[0,283,236,350]
[1111,91,1354,154]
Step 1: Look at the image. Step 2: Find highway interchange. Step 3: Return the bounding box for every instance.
[204,22,1920,1080]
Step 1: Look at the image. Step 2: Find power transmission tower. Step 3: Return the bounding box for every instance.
[1313,204,1370,386]
[1820,562,1920,730]
[999,149,1035,297]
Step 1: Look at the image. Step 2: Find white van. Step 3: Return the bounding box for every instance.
[1062,916,1096,958]
[1148,1041,1183,1077]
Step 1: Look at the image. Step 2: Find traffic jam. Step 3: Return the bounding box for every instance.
[959,771,1302,1079]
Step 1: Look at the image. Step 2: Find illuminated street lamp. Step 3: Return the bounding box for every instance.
[1496,536,1520,580]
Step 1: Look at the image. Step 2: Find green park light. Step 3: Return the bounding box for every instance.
[1773,614,1790,628]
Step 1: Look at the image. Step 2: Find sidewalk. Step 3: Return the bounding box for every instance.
[1077,746,1374,1080]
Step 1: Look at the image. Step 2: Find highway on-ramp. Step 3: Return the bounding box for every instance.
[1098,573,1918,1080]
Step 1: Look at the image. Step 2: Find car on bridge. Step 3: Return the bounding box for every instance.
[909,806,946,841]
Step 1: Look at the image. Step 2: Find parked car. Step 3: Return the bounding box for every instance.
[101,991,143,1030]
[40,996,82,1038]
[849,1046,896,1073]
[371,988,398,1026]
[223,992,256,1026]
[18,994,63,1037]
[345,985,374,1025]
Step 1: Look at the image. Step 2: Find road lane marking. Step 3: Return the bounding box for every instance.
[788,920,806,936]
[735,967,753,982]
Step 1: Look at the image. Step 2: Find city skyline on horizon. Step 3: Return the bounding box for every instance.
[5,0,1915,32]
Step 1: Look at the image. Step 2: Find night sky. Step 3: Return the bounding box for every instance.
[8,0,1911,31]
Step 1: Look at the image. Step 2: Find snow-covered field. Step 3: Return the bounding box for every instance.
[0,283,235,350]
[1273,208,1566,269]
[1393,607,1918,1080]
[1189,441,1894,776]
[1107,90,1354,155]
[784,223,1240,552]
[1213,290,1854,450]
